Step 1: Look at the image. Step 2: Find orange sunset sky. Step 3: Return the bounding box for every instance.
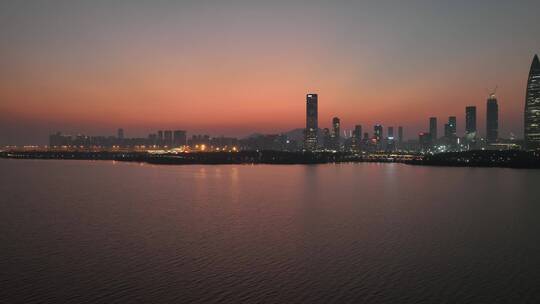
[1,0,539,144]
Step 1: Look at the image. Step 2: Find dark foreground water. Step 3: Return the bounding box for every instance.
[1,159,540,303]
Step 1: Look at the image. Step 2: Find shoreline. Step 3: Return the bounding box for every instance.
[2,150,540,169]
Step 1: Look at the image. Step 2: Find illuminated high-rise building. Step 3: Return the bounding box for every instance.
[386,126,395,151]
[525,54,540,150]
[173,130,187,147]
[352,125,362,150]
[388,126,394,139]
[322,128,331,149]
[443,116,457,146]
[398,126,403,143]
[486,94,499,143]
[429,117,437,141]
[465,106,477,141]
[304,93,318,151]
[164,130,173,146]
[448,116,457,137]
[374,125,383,141]
[419,132,431,150]
[353,125,362,142]
[332,117,340,135]
[331,117,341,150]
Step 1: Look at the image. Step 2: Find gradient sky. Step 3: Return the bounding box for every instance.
[1,0,539,145]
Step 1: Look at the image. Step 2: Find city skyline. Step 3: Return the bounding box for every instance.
[3,66,537,146]
[3,3,540,304]
[3,78,534,148]
[37,79,523,153]
[1,1,540,145]
[4,57,538,150]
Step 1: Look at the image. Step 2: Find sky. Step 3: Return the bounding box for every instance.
[1,0,539,145]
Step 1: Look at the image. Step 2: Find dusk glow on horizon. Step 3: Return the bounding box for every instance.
[1,0,539,144]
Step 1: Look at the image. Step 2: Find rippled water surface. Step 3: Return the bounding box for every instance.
[2,159,540,303]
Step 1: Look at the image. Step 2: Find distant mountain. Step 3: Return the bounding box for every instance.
[282,128,305,142]
[244,128,327,142]
[243,133,266,139]
[243,129,303,141]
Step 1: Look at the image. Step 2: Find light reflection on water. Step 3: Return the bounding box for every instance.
[1,159,540,303]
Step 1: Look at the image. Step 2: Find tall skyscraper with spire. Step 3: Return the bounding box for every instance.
[304,94,318,151]
[486,93,499,143]
[525,54,540,150]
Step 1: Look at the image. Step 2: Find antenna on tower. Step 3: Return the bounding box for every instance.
[487,85,498,98]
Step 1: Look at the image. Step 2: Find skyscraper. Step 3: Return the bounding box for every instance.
[353,125,362,142]
[525,54,540,150]
[419,132,431,150]
[486,94,499,143]
[117,128,124,140]
[331,117,341,150]
[173,130,187,147]
[444,116,457,146]
[388,126,394,139]
[353,125,362,150]
[465,106,477,140]
[444,123,450,138]
[429,117,437,142]
[164,130,173,146]
[386,126,395,151]
[398,126,403,144]
[157,130,164,146]
[374,125,383,141]
[322,128,331,150]
[448,116,457,137]
[304,94,318,151]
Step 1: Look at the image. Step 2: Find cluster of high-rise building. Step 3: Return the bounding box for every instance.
[302,54,540,152]
[48,55,540,153]
[145,130,187,147]
[418,91,501,152]
[302,93,405,152]
[50,129,187,149]
[49,128,298,152]
[418,53,540,152]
